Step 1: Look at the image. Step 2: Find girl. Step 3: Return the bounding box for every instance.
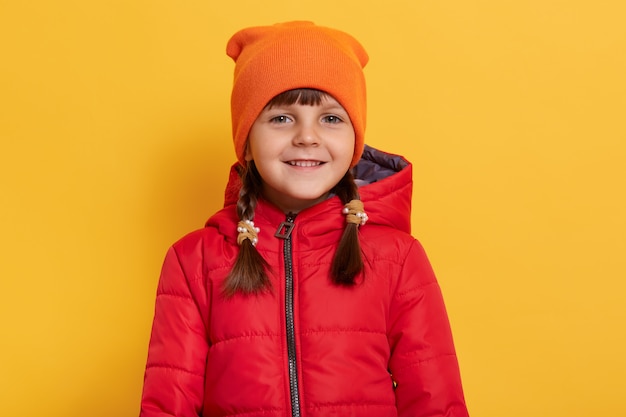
[140,21,469,417]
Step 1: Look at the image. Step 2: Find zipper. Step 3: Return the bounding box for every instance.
[276,213,301,417]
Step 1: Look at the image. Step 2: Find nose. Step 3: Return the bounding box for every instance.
[293,123,320,147]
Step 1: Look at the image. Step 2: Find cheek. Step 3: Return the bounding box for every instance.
[342,134,357,162]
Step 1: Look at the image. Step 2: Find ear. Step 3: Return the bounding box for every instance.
[244,142,253,161]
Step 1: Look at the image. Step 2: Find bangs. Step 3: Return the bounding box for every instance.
[265,89,329,108]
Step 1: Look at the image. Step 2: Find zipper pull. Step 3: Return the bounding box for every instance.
[275,213,296,239]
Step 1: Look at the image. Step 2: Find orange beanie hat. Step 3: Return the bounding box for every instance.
[226,21,369,167]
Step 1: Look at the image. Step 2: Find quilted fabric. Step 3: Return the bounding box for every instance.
[140,145,469,417]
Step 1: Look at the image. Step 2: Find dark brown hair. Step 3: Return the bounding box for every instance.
[329,170,364,285]
[222,161,271,297]
[223,89,364,296]
[265,88,326,108]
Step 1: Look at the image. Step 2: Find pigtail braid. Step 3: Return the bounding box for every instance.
[223,162,271,296]
[331,170,364,285]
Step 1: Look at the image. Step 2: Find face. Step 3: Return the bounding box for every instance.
[245,95,355,214]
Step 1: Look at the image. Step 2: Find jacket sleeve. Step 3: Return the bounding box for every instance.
[388,239,469,417]
[140,245,209,417]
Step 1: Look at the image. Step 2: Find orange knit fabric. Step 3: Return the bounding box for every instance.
[226,21,369,167]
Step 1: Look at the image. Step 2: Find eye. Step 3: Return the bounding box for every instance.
[269,115,291,124]
[322,115,343,124]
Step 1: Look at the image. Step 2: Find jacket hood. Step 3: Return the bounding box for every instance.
[220,144,413,234]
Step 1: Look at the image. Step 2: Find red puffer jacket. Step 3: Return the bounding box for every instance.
[140,146,469,417]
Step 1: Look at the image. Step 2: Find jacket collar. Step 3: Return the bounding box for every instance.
[208,144,414,249]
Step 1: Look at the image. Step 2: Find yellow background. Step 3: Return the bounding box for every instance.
[1,1,624,416]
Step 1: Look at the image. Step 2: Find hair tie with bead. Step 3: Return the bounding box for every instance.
[237,219,260,246]
[342,199,368,226]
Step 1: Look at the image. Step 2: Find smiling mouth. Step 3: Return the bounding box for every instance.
[286,160,323,167]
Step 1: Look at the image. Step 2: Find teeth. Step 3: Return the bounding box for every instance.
[288,161,321,167]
